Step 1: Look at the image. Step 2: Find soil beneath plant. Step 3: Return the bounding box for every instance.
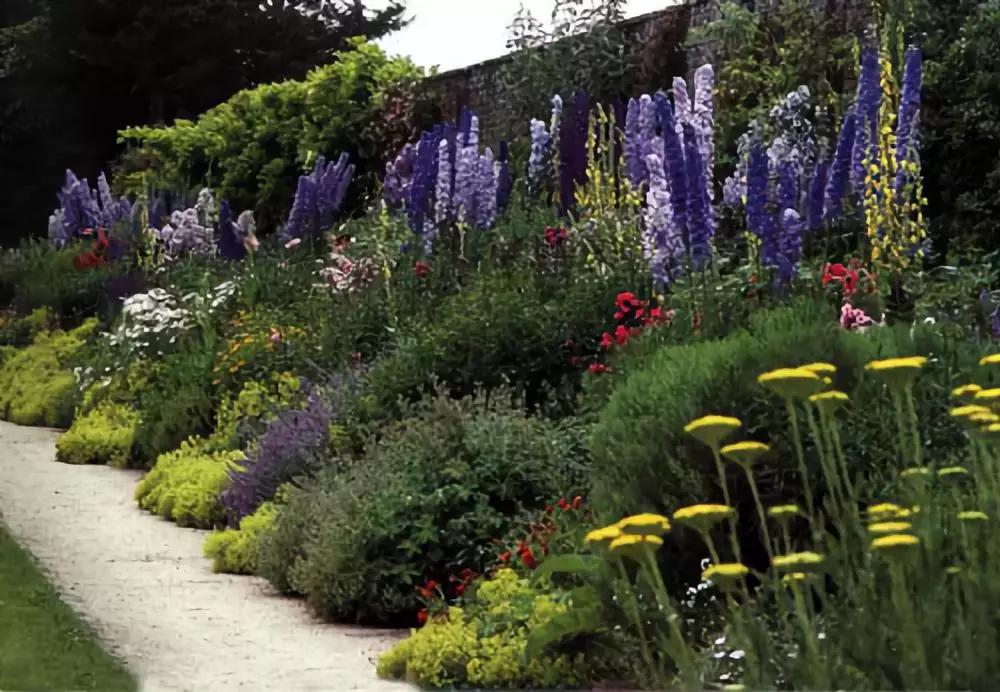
[0,421,408,692]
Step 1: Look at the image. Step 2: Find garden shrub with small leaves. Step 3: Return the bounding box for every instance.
[203,501,279,574]
[377,568,592,689]
[133,439,245,528]
[55,402,138,467]
[0,319,99,427]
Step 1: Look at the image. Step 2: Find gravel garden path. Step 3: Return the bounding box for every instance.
[0,421,408,692]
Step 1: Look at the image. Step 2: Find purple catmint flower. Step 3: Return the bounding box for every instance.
[895,46,923,195]
[221,390,332,525]
[435,139,452,226]
[476,148,497,229]
[746,144,770,238]
[496,141,512,213]
[806,160,829,231]
[384,144,416,209]
[683,123,714,267]
[655,93,688,246]
[559,91,590,214]
[624,98,643,188]
[527,118,551,197]
[824,110,857,222]
[643,154,683,286]
[851,46,881,192]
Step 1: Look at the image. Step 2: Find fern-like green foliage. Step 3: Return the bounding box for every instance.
[133,438,245,528]
[119,41,422,229]
[0,319,98,427]
[377,568,590,688]
[55,402,139,467]
[202,502,278,574]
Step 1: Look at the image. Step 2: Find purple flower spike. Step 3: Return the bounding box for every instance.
[281,153,354,242]
[558,91,590,214]
[851,46,881,192]
[624,97,644,188]
[825,110,857,222]
[217,199,247,261]
[655,92,688,247]
[683,123,715,267]
[746,144,770,238]
[496,141,512,212]
[895,46,923,195]
[806,160,829,231]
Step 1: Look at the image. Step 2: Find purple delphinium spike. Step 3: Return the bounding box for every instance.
[435,139,452,226]
[384,144,416,209]
[673,76,692,129]
[409,131,439,245]
[746,144,770,238]
[559,91,590,214]
[683,123,714,267]
[97,173,116,223]
[281,154,353,242]
[636,95,657,188]
[824,110,857,222]
[217,199,247,261]
[476,148,497,229]
[777,160,799,216]
[221,389,332,525]
[894,46,923,195]
[454,115,481,224]
[282,175,315,243]
[692,64,715,197]
[851,46,881,192]
[644,153,682,286]
[496,141,512,213]
[655,93,688,247]
[624,98,644,188]
[528,118,551,197]
[776,209,805,285]
[806,160,830,231]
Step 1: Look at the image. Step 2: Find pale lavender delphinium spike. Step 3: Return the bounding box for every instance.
[435,139,452,226]
[527,118,551,196]
[692,64,716,198]
[644,153,683,286]
[454,115,481,224]
[476,147,497,230]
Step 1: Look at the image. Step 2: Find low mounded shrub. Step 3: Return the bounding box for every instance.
[0,319,98,427]
[133,439,245,528]
[203,502,278,574]
[257,393,589,624]
[55,402,139,467]
[376,568,590,688]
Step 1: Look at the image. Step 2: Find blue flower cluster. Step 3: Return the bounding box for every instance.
[281,153,355,243]
[52,170,133,247]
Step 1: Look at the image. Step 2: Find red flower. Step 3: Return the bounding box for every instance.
[417,609,429,625]
[614,325,630,346]
[572,496,583,510]
[455,583,466,596]
[600,332,613,350]
[616,292,637,310]
[519,546,538,570]
[73,252,105,270]
[544,227,569,247]
[589,363,611,374]
[498,550,512,563]
[544,504,554,514]
[557,497,570,511]
[417,579,439,599]
[414,261,430,278]
[822,263,860,296]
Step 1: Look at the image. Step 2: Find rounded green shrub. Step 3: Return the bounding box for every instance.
[134,439,245,528]
[0,319,99,427]
[55,402,139,467]
[376,568,590,688]
[203,502,278,574]
[257,393,588,624]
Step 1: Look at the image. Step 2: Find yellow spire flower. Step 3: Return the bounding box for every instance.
[584,525,622,549]
[772,551,825,573]
[684,415,742,450]
[720,441,770,467]
[673,504,735,531]
[617,513,671,537]
[868,521,913,535]
[702,563,750,589]
[757,368,825,399]
[951,384,983,400]
[871,533,920,553]
[864,356,928,390]
[957,510,988,522]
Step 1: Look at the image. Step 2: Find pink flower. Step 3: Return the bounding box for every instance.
[840,303,875,331]
[285,238,302,249]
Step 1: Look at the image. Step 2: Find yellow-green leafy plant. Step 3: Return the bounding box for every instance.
[55,402,139,467]
[377,568,590,689]
[0,319,98,427]
[134,438,245,528]
[203,502,278,574]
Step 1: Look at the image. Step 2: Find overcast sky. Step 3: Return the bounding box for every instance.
[373,0,681,72]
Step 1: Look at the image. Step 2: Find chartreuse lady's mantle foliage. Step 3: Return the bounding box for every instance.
[203,502,278,575]
[56,402,138,468]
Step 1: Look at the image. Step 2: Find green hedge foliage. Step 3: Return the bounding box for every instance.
[133,439,245,528]
[257,393,589,624]
[0,319,98,427]
[203,502,278,574]
[119,42,422,229]
[55,402,139,467]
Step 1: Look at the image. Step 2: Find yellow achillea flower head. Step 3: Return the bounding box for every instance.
[871,533,920,553]
[900,467,930,480]
[684,415,742,450]
[810,390,850,414]
[957,510,989,522]
[968,412,1000,426]
[868,502,908,520]
[609,534,663,560]
[864,356,928,390]
[868,521,913,535]
[702,563,749,589]
[945,566,963,576]
[673,504,735,531]
[584,525,622,549]
[950,405,991,419]
[617,513,671,537]
[974,389,1000,410]
[757,368,825,399]
[781,572,813,585]
[951,384,983,400]
[772,551,825,573]
[767,504,801,519]
[801,362,837,375]
[979,354,1000,367]
[938,466,970,480]
[721,441,770,467]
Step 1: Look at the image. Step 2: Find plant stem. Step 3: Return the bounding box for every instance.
[615,560,656,684]
[903,385,922,467]
[641,550,699,691]
[786,399,816,521]
[744,466,774,561]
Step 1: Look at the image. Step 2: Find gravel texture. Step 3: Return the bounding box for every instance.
[0,421,408,692]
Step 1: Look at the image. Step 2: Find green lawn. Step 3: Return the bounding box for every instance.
[0,526,137,692]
